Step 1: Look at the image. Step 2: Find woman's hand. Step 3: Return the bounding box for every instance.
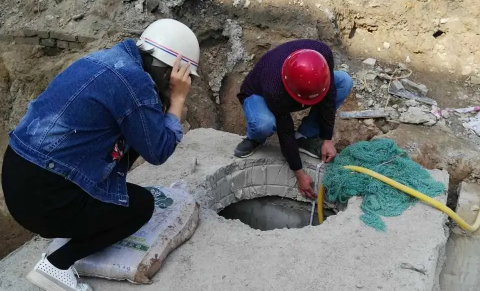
[170,55,191,102]
[168,55,191,120]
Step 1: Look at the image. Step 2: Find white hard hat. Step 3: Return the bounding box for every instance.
[137,19,200,76]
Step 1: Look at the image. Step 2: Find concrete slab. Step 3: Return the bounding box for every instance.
[440,182,480,291]
[0,129,450,291]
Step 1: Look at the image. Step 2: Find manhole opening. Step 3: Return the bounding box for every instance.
[218,196,337,231]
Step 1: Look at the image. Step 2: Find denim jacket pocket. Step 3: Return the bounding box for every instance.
[45,129,77,154]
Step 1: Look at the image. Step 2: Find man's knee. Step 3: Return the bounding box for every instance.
[334,71,354,93]
[248,114,276,139]
[334,71,353,106]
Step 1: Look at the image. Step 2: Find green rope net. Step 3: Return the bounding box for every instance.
[323,138,445,231]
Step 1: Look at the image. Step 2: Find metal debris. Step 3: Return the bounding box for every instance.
[340,109,389,119]
[389,85,437,106]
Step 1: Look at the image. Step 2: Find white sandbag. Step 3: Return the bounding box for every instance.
[47,184,200,284]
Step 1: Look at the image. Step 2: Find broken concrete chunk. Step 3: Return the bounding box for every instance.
[441,110,450,119]
[391,80,404,91]
[365,71,377,81]
[363,58,377,67]
[405,100,419,107]
[72,13,85,21]
[135,2,144,12]
[400,79,428,96]
[146,0,159,12]
[470,76,480,85]
[399,107,437,125]
[363,119,375,126]
[368,100,374,107]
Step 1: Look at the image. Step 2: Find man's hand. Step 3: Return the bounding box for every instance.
[321,140,337,163]
[295,170,316,199]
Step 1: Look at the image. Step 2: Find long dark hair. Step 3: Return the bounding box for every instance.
[140,52,172,113]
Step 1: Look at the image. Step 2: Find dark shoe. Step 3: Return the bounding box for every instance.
[297,138,324,159]
[234,138,265,158]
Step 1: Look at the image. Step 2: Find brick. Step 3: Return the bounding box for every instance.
[266,164,291,185]
[37,31,50,38]
[265,185,289,198]
[76,35,97,43]
[15,37,40,45]
[50,31,77,42]
[68,42,84,50]
[40,38,56,47]
[0,34,14,42]
[249,165,267,186]
[230,170,247,192]
[22,28,37,37]
[56,40,69,49]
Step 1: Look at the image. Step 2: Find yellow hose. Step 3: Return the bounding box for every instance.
[342,165,480,232]
[317,185,324,224]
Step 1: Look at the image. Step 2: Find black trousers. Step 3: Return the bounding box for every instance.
[1,146,154,270]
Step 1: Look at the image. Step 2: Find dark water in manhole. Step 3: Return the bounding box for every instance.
[218,196,336,231]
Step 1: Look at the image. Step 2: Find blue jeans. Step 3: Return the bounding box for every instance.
[243,71,353,141]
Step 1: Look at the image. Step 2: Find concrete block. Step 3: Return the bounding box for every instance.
[266,164,291,186]
[68,42,84,50]
[249,165,267,186]
[22,28,37,37]
[15,37,39,45]
[230,170,247,192]
[217,193,237,210]
[76,35,97,43]
[0,129,453,291]
[440,182,480,290]
[40,38,56,47]
[215,176,231,202]
[56,40,69,49]
[0,34,14,42]
[265,185,289,198]
[453,182,480,235]
[37,31,50,38]
[362,58,377,67]
[50,31,77,42]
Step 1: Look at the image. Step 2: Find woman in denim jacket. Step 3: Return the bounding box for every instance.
[1,19,199,291]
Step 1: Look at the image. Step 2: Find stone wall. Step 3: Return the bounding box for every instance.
[0,28,98,49]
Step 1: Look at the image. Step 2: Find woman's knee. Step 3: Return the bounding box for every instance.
[128,184,155,224]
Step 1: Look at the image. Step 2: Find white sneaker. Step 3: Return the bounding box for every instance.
[26,254,93,291]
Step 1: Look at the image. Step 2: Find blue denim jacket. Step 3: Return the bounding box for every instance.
[8,39,183,206]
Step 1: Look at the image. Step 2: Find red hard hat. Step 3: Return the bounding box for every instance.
[281,49,331,106]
